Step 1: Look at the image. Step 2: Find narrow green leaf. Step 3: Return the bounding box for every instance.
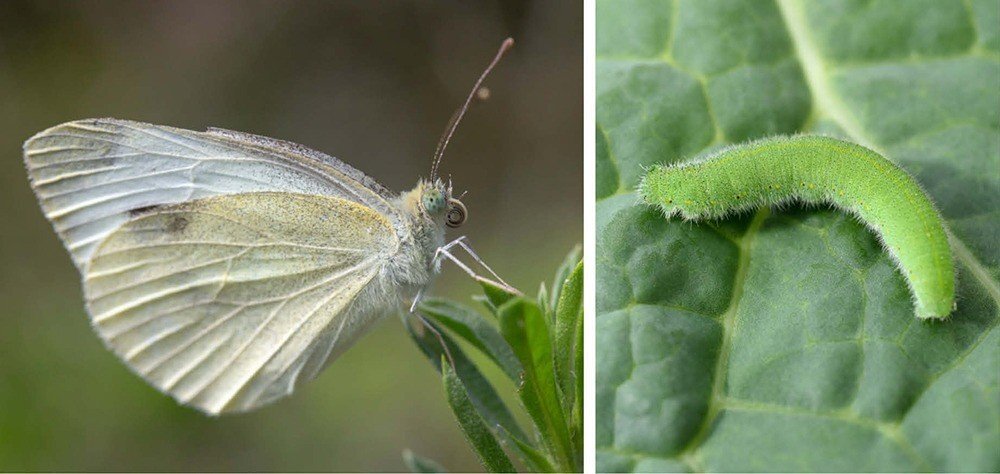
[472,294,498,315]
[405,316,528,441]
[499,426,556,473]
[549,244,582,310]
[442,360,517,473]
[537,282,550,316]
[571,291,584,464]
[499,299,574,472]
[553,261,583,412]
[402,449,448,473]
[418,299,522,381]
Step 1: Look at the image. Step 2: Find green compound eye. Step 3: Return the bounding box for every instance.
[422,190,446,214]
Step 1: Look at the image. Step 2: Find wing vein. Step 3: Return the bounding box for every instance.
[194,256,379,407]
[32,165,127,185]
[38,167,194,199]
[47,185,193,219]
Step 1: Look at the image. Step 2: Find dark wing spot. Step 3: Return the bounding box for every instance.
[166,216,189,233]
[128,204,161,217]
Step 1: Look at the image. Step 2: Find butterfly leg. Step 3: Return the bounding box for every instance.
[432,236,520,294]
[414,313,456,368]
[407,238,465,312]
[408,287,426,313]
[453,237,511,288]
[405,236,517,369]
[408,236,520,313]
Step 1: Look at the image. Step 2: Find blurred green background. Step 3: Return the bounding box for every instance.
[0,1,581,471]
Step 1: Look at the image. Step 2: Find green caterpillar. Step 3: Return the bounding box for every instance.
[639,135,955,319]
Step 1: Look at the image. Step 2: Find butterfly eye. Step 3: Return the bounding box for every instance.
[446,198,467,228]
[423,190,447,214]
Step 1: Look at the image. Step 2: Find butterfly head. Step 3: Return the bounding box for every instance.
[419,178,466,228]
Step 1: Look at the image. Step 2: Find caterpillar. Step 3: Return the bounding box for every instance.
[639,135,955,319]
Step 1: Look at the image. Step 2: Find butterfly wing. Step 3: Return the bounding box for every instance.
[23,118,403,269]
[23,119,412,414]
[85,192,399,414]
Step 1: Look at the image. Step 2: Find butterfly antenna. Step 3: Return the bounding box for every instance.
[430,37,514,181]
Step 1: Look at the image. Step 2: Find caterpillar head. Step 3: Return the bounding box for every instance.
[640,165,710,219]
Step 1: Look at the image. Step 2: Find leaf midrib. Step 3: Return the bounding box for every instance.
[677,208,769,464]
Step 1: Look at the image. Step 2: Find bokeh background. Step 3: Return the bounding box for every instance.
[0,1,581,471]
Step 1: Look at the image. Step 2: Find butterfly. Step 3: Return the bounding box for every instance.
[23,38,516,415]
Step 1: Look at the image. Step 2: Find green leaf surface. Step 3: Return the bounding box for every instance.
[442,361,517,473]
[597,0,999,471]
[404,317,528,442]
[499,299,576,472]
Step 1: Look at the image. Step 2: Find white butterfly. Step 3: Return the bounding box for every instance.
[23,39,515,415]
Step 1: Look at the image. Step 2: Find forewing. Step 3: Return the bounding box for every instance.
[84,192,398,414]
[23,118,401,269]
